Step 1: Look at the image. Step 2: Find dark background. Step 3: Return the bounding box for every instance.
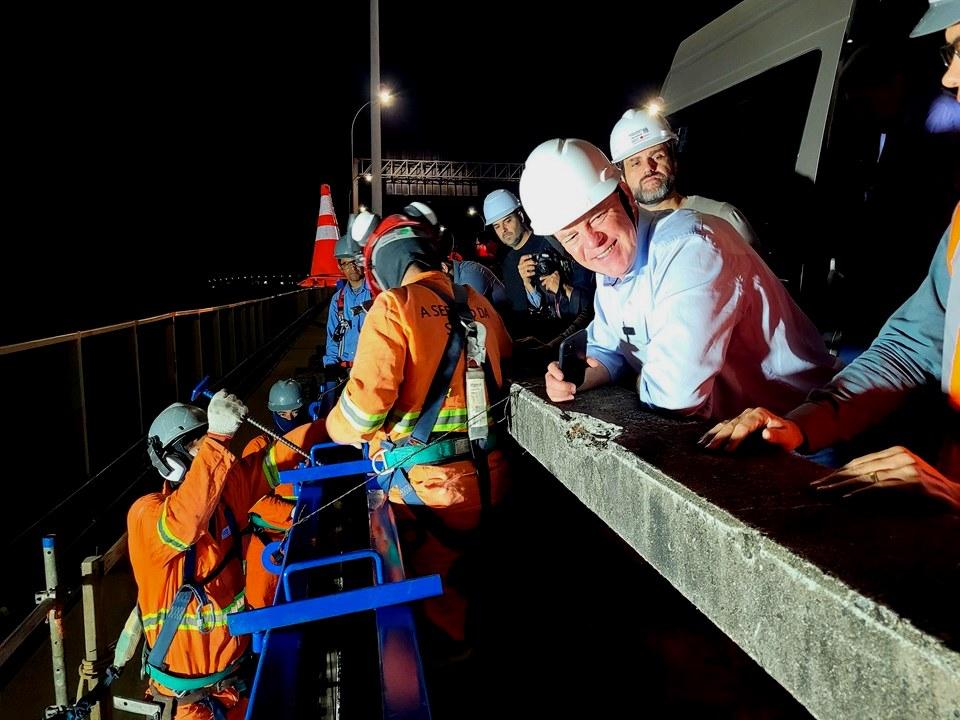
[3,1,744,343]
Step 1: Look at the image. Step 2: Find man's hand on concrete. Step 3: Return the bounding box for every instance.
[698,407,804,452]
[545,357,605,402]
[811,446,959,509]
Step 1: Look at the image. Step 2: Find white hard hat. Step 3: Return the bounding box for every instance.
[519,138,622,237]
[404,201,439,228]
[609,108,679,164]
[482,189,521,226]
[910,0,959,37]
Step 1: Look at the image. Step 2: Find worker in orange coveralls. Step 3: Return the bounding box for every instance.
[242,380,332,609]
[325,209,512,655]
[128,389,326,718]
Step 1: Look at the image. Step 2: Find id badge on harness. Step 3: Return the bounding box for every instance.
[464,321,488,442]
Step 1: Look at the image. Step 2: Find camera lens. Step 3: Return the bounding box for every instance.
[535,252,559,277]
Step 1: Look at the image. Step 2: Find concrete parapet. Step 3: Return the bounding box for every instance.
[507,382,960,720]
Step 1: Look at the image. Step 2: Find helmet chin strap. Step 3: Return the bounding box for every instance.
[147,435,198,486]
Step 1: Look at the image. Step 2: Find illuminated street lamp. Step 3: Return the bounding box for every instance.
[350,88,393,212]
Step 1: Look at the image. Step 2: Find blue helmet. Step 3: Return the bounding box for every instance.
[268,379,309,433]
[482,189,521,226]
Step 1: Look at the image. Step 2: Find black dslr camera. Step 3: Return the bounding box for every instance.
[534,252,562,278]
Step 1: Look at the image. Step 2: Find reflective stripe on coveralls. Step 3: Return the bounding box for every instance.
[325,270,513,641]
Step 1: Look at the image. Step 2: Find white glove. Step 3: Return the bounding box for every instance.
[207,389,247,437]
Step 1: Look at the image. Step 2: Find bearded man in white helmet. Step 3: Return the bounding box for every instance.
[610,107,757,247]
[523,138,838,419]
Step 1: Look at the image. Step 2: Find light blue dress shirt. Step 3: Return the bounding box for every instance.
[587,209,838,419]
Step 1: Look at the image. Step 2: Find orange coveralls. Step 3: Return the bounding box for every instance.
[242,421,330,609]
[326,270,512,642]
[128,421,326,718]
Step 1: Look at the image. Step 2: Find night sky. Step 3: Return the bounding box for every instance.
[4,2,742,343]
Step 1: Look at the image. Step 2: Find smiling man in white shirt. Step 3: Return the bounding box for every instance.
[520,138,838,419]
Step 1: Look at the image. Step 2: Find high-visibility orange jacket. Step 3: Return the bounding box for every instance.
[127,421,328,709]
[326,269,512,462]
[938,202,959,502]
[241,434,270,458]
[127,437,263,710]
[244,420,331,609]
[946,202,959,411]
[326,270,513,641]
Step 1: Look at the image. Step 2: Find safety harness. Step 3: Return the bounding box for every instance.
[331,286,351,361]
[331,283,369,368]
[375,283,499,543]
[143,504,246,719]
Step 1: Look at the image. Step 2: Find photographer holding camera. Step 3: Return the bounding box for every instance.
[519,249,590,320]
[483,189,594,364]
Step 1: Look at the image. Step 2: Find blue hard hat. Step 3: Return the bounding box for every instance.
[482,189,521,226]
[268,379,304,412]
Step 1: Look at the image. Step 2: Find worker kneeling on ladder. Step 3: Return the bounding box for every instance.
[242,378,327,609]
[128,390,328,719]
[326,209,512,655]
[241,378,311,458]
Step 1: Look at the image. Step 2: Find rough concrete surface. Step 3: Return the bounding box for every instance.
[507,381,960,720]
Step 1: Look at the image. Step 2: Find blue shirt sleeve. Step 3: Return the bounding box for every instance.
[788,226,951,450]
[457,260,510,311]
[635,235,742,415]
[587,293,626,382]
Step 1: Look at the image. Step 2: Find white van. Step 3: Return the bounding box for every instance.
[660,0,958,346]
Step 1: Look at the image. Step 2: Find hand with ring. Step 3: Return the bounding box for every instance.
[810,445,959,509]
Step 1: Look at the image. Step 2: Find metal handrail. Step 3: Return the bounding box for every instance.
[0,286,333,715]
[2,285,329,676]
[0,288,313,355]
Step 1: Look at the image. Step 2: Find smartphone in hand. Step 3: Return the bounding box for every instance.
[558,329,588,387]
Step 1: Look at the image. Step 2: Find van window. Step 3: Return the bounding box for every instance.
[818,1,959,344]
[668,51,825,321]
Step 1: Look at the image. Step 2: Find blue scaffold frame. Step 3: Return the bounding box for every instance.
[226,443,439,719]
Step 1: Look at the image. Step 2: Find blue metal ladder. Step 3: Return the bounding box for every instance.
[226,443,441,719]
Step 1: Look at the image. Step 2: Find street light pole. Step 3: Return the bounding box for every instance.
[348,89,393,213]
[349,100,372,213]
[371,0,383,215]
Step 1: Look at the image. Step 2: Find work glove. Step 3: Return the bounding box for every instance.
[207,389,247,437]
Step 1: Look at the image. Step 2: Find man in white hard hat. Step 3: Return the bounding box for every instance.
[522,138,838,419]
[482,188,595,361]
[700,0,960,511]
[610,107,757,247]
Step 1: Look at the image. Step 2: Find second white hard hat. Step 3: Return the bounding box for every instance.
[609,108,678,164]
[519,138,622,237]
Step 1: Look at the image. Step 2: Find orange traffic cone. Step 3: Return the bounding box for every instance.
[300,184,341,287]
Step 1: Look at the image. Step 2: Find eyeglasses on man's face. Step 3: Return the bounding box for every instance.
[941,41,960,68]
